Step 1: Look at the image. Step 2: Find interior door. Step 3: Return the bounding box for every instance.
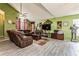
[0,9,5,37]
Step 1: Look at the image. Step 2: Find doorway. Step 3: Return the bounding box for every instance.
[73,19,79,41]
[73,19,79,36]
[0,9,5,38]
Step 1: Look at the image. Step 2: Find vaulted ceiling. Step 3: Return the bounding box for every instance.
[9,3,79,22]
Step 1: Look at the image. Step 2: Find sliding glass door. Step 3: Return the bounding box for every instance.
[73,19,79,36]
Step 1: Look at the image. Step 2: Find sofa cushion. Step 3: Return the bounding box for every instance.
[22,36,32,40]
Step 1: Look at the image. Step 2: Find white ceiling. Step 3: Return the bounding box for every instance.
[41,3,79,17]
[9,3,79,22]
[9,3,53,22]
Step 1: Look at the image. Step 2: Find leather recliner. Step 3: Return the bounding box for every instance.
[7,30,33,48]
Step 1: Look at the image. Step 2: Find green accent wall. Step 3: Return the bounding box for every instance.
[42,14,79,41]
[0,3,19,37]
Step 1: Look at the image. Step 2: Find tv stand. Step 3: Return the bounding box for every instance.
[51,30,64,40]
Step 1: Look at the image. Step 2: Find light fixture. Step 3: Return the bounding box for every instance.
[17,3,29,20]
[7,20,12,24]
[16,3,29,30]
[20,3,22,14]
[17,3,23,17]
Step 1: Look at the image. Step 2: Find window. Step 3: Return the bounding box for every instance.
[73,19,79,36]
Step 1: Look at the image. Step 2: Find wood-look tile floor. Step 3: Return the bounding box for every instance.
[0,38,79,56]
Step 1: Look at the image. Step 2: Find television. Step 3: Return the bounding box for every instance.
[42,24,51,30]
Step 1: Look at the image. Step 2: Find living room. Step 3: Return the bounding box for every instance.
[0,3,79,56]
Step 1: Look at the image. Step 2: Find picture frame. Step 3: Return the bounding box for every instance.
[63,21,68,26]
[57,21,62,29]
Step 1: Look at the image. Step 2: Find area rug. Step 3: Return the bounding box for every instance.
[34,38,49,46]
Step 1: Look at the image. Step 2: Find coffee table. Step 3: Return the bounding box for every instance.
[32,34,41,40]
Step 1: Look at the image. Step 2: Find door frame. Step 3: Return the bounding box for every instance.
[0,9,5,38]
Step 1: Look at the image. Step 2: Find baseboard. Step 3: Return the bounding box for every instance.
[0,36,4,38]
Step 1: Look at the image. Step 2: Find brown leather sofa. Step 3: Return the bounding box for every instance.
[7,30,33,48]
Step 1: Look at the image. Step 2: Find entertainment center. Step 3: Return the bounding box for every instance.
[42,24,51,30]
[41,23,64,40]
